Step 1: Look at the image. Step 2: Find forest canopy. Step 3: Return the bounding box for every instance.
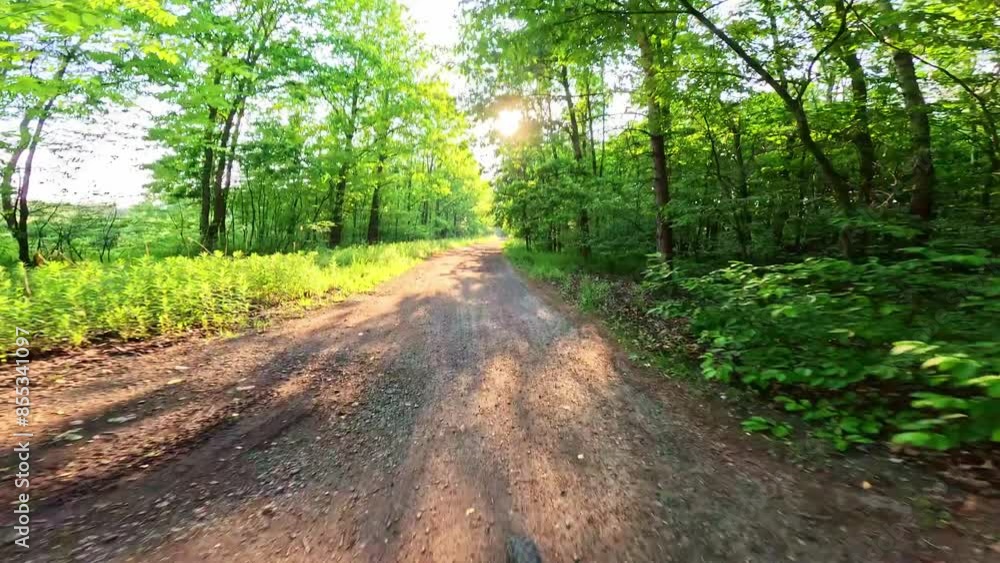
[462,0,997,260]
[0,0,491,263]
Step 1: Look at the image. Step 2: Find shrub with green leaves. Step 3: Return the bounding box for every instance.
[503,243,580,283]
[0,239,478,352]
[649,247,999,451]
[577,277,611,312]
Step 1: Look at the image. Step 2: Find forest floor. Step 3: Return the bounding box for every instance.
[2,242,997,562]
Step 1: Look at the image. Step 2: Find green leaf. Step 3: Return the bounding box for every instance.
[771,424,791,439]
[910,392,969,411]
[962,375,1000,398]
[891,341,929,355]
[891,432,953,450]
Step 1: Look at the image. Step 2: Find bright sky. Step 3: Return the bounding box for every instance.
[405,0,462,50]
[20,0,467,207]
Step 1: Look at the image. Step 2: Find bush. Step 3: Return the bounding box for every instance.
[0,238,477,352]
[577,277,611,311]
[503,243,580,283]
[648,247,999,451]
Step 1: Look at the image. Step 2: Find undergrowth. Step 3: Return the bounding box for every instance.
[505,240,1000,453]
[1,238,479,352]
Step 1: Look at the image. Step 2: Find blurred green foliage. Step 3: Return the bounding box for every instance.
[645,247,999,451]
[0,238,479,351]
[508,240,999,451]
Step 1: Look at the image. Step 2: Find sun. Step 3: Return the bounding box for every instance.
[494,109,523,138]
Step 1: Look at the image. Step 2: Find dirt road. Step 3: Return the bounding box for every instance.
[2,244,994,562]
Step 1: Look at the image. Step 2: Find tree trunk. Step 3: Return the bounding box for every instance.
[986,151,999,211]
[206,103,240,251]
[1,111,32,204]
[638,28,675,262]
[366,186,381,244]
[15,109,51,265]
[650,131,674,262]
[843,51,877,205]
[558,65,583,161]
[367,152,387,244]
[13,211,29,265]
[217,100,246,251]
[223,108,244,194]
[2,53,70,265]
[831,0,877,205]
[557,64,591,257]
[892,50,935,219]
[584,73,599,176]
[328,162,350,247]
[198,105,220,246]
[731,123,753,256]
[2,112,34,263]
[330,86,360,246]
[877,0,934,219]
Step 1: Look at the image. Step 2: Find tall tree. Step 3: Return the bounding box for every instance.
[874,0,935,219]
[0,0,175,263]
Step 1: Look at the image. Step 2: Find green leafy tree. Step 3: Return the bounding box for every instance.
[1,0,175,264]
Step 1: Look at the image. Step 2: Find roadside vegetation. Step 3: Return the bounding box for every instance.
[2,238,480,352]
[508,243,997,453]
[475,0,1000,454]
